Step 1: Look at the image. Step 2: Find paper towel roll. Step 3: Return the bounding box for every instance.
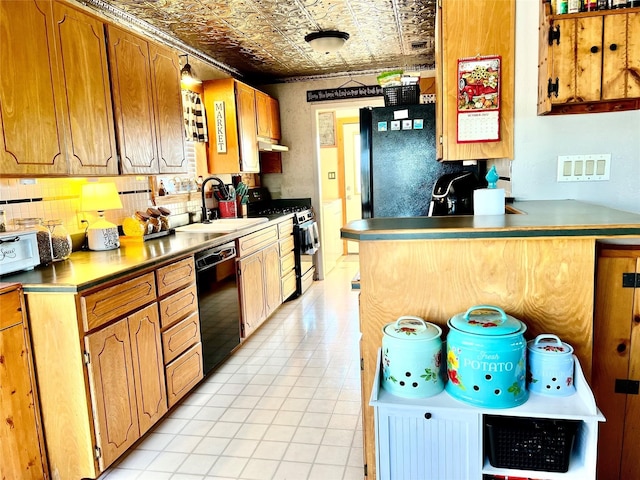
[474,188,505,215]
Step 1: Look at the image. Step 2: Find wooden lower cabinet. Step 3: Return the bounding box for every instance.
[238,242,281,338]
[166,342,204,407]
[85,304,167,470]
[0,284,48,480]
[593,242,640,480]
[26,256,202,479]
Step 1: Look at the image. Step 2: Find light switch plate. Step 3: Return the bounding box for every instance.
[557,154,611,182]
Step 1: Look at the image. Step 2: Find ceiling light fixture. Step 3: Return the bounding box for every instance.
[304,30,350,54]
[180,54,202,86]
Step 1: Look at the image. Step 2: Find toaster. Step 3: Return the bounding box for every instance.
[0,230,40,276]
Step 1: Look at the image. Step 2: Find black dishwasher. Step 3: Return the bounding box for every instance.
[195,242,241,375]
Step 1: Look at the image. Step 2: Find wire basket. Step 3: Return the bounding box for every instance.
[383,84,420,106]
[485,416,580,473]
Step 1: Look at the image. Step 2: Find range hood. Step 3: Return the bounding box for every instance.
[258,140,289,152]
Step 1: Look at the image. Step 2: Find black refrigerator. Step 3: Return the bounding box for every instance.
[360,104,473,218]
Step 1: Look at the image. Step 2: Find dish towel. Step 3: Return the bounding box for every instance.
[182,90,208,142]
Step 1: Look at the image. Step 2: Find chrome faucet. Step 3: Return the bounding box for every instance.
[201,176,228,223]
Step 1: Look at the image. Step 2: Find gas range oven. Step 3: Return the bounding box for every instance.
[246,188,319,298]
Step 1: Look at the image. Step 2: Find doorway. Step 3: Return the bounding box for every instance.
[337,117,361,254]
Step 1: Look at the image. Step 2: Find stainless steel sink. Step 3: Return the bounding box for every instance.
[175,217,269,233]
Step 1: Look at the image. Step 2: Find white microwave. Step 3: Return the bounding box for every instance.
[0,230,40,276]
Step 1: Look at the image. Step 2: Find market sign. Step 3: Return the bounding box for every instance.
[306,85,383,102]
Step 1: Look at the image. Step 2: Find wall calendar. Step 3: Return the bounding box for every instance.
[456,55,501,143]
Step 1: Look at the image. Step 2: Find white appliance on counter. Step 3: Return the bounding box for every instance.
[0,230,40,275]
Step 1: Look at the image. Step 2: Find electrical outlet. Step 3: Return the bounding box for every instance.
[557,154,610,182]
[328,172,336,179]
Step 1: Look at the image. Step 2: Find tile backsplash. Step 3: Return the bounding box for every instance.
[0,175,204,236]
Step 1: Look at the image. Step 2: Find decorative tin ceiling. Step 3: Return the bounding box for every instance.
[86,0,437,83]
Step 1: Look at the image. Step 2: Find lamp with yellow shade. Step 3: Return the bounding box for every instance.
[80,183,123,251]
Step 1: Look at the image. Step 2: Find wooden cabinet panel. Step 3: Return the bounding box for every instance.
[156,256,195,297]
[162,311,200,364]
[237,225,278,257]
[278,218,294,238]
[280,250,295,273]
[593,244,640,480]
[438,0,514,160]
[255,90,271,138]
[236,82,259,172]
[85,319,140,470]
[603,12,640,101]
[269,96,281,140]
[127,304,167,435]
[158,283,198,329]
[53,2,118,176]
[256,91,282,141]
[238,251,265,338]
[107,25,158,174]
[82,272,156,331]
[166,342,204,407]
[149,42,186,173]
[0,285,22,329]
[282,270,296,301]
[0,287,47,480]
[263,242,282,317]
[0,0,67,175]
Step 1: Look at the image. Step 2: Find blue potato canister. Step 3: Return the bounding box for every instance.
[527,334,576,397]
[446,305,528,408]
[382,316,444,398]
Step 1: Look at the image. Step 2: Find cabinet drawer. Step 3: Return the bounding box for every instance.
[158,283,198,329]
[82,273,156,331]
[282,270,296,300]
[165,342,203,407]
[279,235,295,255]
[162,311,200,364]
[156,257,196,297]
[278,219,294,238]
[280,250,295,275]
[0,288,23,330]
[237,225,278,257]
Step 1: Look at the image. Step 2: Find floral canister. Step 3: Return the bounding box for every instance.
[527,334,575,397]
[381,316,444,399]
[446,305,528,408]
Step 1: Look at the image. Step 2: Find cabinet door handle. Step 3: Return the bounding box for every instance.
[610,43,618,51]
[424,412,432,420]
[617,343,627,353]
[590,46,599,54]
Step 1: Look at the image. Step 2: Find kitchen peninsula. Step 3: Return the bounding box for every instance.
[341,200,640,480]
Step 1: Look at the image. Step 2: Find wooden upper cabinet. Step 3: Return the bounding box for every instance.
[255,90,271,138]
[538,4,640,115]
[149,43,187,173]
[107,25,158,174]
[235,82,259,172]
[203,78,259,173]
[53,2,118,175]
[0,0,68,175]
[269,96,281,140]
[255,90,282,141]
[438,0,515,161]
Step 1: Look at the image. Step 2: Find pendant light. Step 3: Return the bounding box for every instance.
[180,54,202,86]
[304,30,350,54]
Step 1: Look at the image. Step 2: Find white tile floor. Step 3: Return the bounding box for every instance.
[101,256,363,480]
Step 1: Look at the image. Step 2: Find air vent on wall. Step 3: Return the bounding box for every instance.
[411,41,428,50]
